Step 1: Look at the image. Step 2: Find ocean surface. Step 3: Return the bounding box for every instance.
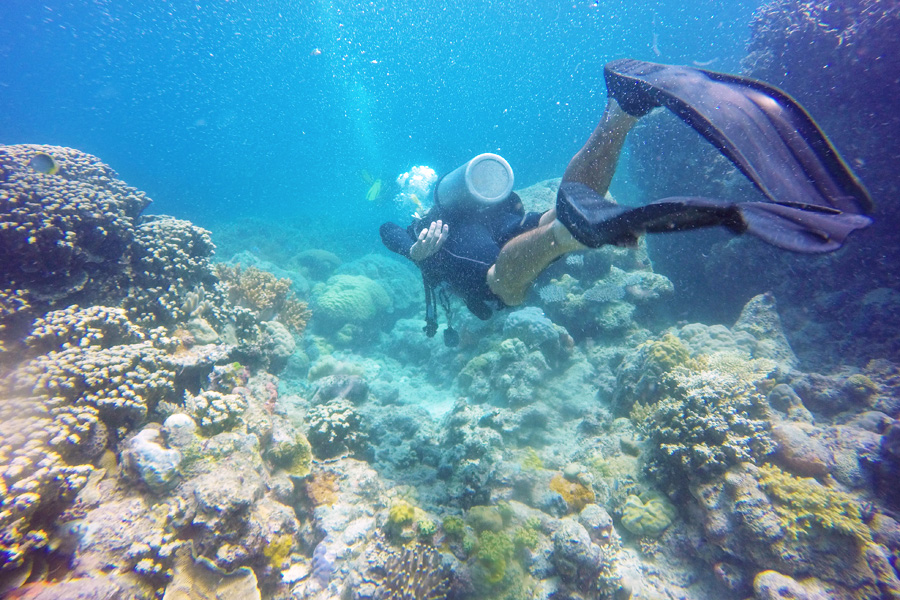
[2,1,898,599]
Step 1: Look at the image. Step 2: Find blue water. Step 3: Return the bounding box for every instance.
[1,0,759,254]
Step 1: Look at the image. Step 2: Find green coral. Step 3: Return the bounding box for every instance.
[442,516,465,541]
[620,492,677,537]
[476,530,514,584]
[313,274,391,324]
[757,464,872,544]
[513,526,540,551]
[520,447,543,470]
[644,333,691,374]
[416,519,437,542]
[467,506,504,533]
[844,374,879,404]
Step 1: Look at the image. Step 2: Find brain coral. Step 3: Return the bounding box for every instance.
[313,274,391,325]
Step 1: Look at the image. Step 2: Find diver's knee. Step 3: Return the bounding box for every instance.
[487,265,526,307]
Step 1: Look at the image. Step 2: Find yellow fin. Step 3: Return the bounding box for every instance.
[365,179,382,202]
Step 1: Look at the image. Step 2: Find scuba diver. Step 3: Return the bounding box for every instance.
[380,59,874,345]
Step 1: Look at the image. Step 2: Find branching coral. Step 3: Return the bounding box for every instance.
[367,540,451,600]
[0,396,94,573]
[125,216,221,329]
[0,145,148,307]
[305,399,368,458]
[215,264,311,335]
[183,390,247,436]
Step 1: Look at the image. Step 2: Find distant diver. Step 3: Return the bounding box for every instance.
[380,59,873,343]
[28,151,60,175]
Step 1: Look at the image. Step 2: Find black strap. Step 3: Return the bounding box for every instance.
[423,274,438,338]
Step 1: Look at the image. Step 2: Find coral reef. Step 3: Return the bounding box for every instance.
[619,492,676,538]
[0,145,149,308]
[4,143,898,600]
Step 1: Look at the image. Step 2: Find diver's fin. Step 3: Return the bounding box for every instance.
[557,182,873,253]
[604,59,874,218]
[557,183,744,248]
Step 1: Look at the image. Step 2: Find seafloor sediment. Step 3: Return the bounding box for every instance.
[2,139,899,600]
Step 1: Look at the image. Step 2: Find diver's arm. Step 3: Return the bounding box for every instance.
[380,222,415,258]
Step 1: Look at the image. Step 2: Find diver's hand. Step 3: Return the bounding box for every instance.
[409,220,449,262]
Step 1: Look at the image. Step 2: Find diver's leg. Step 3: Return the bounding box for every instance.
[487,100,639,305]
[562,99,638,195]
[487,209,584,306]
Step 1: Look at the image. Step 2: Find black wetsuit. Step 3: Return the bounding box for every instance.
[380,192,543,319]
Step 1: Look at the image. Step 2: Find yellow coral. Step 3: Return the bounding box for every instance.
[549,473,595,513]
[388,501,416,526]
[262,534,294,569]
[757,464,872,544]
[520,447,543,470]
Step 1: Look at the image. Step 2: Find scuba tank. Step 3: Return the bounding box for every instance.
[435,153,514,213]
